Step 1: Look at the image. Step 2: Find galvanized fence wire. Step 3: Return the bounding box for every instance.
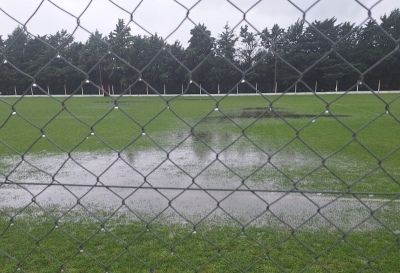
[0,0,400,272]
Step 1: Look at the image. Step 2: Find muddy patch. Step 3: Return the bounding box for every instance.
[208,107,351,120]
[95,100,148,105]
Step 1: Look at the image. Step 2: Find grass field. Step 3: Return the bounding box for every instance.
[0,93,400,272]
[1,93,399,192]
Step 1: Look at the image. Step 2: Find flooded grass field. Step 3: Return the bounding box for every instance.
[1,148,400,232]
[0,94,400,271]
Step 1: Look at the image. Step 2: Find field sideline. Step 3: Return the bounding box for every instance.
[2,90,400,98]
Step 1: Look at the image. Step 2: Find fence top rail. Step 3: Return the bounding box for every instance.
[1,90,400,98]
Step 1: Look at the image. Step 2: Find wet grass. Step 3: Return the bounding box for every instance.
[0,210,399,273]
[1,93,400,194]
[0,93,400,272]
[0,93,399,154]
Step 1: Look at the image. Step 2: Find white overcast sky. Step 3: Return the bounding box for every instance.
[0,0,398,46]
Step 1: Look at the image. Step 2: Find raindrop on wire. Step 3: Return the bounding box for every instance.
[214,107,219,111]
[12,111,16,115]
[114,106,119,110]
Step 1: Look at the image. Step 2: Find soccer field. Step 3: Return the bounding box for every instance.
[1,93,399,193]
[0,93,400,272]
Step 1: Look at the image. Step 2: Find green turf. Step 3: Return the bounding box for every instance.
[0,93,398,153]
[0,208,399,273]
[1,93,399,193]
[0,93,400,272]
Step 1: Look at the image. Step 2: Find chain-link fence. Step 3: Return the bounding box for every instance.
[1,0,400,272]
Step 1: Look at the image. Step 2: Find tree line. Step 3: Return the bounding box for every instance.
[0,8,399,95]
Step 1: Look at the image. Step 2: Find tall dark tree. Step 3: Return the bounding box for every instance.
[47,30,83,93]
[217,23,238,62]
[108,19,133,55]
[238,25,260,70]
[164,40,186,91]
[184,23,215,92]
[106,19,134,92]
[357,20,380,69]
[274,20,305,91]
[185,23,215,69]
[260,24,285,91]
[0,35,4,53]
[214,23,240,92]
[47,30,73,51]
[377,9,400,89]
[1,27,31,93]
[299,18,343,91]
[80,30,108,93]
[140,34,170,92]
[24,35,51,93]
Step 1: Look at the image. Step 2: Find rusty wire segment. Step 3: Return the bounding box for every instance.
[0,0,400,272]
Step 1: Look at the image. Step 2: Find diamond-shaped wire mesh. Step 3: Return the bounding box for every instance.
[0,0,400,272]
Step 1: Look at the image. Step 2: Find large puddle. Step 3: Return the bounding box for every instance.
[1,144,399,232]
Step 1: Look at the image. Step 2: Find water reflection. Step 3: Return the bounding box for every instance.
[189,130,238,160]
[1,143,398,231]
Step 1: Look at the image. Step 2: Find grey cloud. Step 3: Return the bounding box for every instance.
[0,0,398,45]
